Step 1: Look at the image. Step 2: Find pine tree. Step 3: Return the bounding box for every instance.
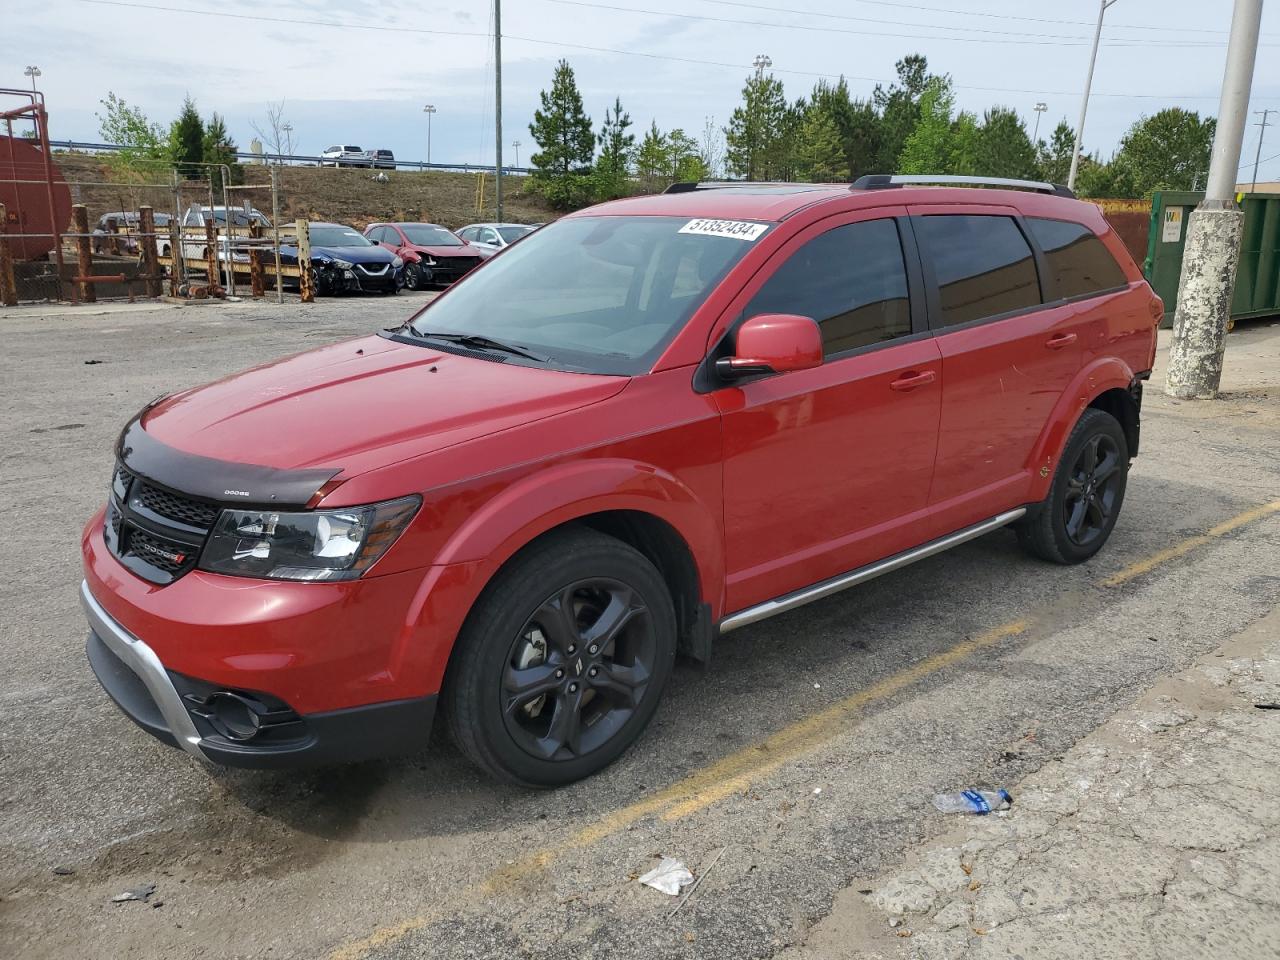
[950,112,981,175]
[1037,120,1076,184]
[974,107,1038,179]
[725,70,789,180]
[529,59,595,208]
[594,96,635,201]
[636,121,670,193]
[874,55,939,172]
[203,112,243,192]
[795,107,848,182]
[169,96,204,178]
[667,128,706,182]
[897,77,955,174]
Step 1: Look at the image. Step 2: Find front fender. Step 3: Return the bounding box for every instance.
[1026,356,1136,502]
[395,458,724,693]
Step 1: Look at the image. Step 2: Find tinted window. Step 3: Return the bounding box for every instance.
[917,215,1040,327]
[747,219,912,355]
[1027,217,1128,300]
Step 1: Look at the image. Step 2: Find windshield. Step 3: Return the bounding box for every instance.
[310,226,372,247]
[497,225,534,243]
[402,225,464,247]
[405,215,764,375]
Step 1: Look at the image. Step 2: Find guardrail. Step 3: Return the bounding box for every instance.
[48,140,532,175]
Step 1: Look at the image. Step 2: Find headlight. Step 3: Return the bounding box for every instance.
[199,496,420,581]
[329,258,354,270]
[392,256,404,268]
[424,257,437,266]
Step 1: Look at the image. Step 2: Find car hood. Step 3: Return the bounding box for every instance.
[312,244,396,264]
[139,335,628,476]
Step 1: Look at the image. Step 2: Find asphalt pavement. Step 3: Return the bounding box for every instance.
[1,296,1277,960]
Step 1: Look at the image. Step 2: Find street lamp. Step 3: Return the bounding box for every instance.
[512,139,521,168]
[423,104,437,166]
[24,65,41,94]
[752,54,772,77]
[1032,102,1048,143]
[1068,0,1119,189]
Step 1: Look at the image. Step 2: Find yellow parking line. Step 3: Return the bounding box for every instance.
[1102,499,1280,587]
[331,498,1280,959]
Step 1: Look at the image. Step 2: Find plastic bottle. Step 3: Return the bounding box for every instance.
[932,788,1012,815]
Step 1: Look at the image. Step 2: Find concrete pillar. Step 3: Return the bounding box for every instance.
[1165,206,1244,399]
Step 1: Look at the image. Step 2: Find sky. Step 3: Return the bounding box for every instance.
[6,0,1280,182]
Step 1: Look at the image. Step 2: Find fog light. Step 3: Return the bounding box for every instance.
[208,692,263,741]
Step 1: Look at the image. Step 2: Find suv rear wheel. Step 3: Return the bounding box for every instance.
[443,527,676,786]
[1018,407,1129,564]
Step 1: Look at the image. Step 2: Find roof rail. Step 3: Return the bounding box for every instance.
[663,181,837,194]
[851,174,1075,199]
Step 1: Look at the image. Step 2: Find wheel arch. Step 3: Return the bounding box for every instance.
[1027,357,1138,502]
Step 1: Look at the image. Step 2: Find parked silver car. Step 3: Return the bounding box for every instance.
[455,222,537,255]
[320,145,368,168]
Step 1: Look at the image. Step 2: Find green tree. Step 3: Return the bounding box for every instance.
[635,121,670,193]
[169,96,205,178]
[724,70,790,179]
[667,128,706,182]
[202,112,243,193]
[593,96,635,201]
[1074,154,1128,198]
[897,77,955,174]
[1037,120,1076,184]
[844,97,882,179]
[874,54,939,172]
[1111,108,1215,196]
[529,59,595,209]
[949,111,981,175]
[795,106,849,182]
[975,107,1039,179]
[95,92,166,176]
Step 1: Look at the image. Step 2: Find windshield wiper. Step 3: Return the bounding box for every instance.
[409,329,546,363]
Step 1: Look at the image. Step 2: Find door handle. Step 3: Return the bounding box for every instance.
[889,370,937,392]
[1046,332,1078,350]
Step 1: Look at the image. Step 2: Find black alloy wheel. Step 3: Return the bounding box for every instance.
[1063,433,1123,548]
[1017,407,1129,564]
[443,527,676,786]
[501,579,655,762]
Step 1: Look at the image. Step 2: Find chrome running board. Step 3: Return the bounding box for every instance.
[717,508,1027,634]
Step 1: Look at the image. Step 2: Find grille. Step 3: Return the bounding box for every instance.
[134,482,220,529]
[125,528,195,575]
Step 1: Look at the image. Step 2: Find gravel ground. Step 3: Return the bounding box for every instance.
[0,297,1277,960]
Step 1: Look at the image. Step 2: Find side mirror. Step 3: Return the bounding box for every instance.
[716,313,823,379]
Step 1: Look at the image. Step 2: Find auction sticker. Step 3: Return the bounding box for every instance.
[678,218,768,241]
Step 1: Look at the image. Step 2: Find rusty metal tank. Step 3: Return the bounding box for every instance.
[0,134,72,260]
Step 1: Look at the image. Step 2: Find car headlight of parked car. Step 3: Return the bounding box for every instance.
[199,495,420,581]
[328,258,355,270]
[392,256,403,268]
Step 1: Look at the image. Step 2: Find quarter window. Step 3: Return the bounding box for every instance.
[746,219,913,356]
[916,215,1040,327]
[1026,217,1128,300]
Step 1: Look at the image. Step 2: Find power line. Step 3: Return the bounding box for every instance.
[545,0,1272,47]
[61,0,1280,102]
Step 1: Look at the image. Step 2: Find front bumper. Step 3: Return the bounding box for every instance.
[81,580,436,768]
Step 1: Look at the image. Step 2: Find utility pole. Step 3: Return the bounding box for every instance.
[1251,108,1273,191]
[24,65,40,94]
[423,104,437,166]
[1032,102,1048,144]
[494,0,504,222]
[1068,0,1117,190]
[1165,0,1263,400]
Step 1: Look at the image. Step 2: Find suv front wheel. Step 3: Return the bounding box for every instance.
[1018,407,1129,564]
[443,527,677,786]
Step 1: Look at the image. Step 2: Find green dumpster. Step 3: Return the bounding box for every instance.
[1143,190,1280,327]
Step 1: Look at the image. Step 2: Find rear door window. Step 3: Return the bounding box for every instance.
[1026,217,1128,300]
[916,215,1041,328]
[746,218,913,356]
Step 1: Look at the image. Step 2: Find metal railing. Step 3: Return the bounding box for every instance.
[47,140,532,175]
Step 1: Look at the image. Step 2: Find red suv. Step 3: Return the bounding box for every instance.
[81,176,1160,785]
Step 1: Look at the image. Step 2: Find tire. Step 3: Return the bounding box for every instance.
[403,262,424,291]
[443,527,677,787]
[1017,407,1130,564]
